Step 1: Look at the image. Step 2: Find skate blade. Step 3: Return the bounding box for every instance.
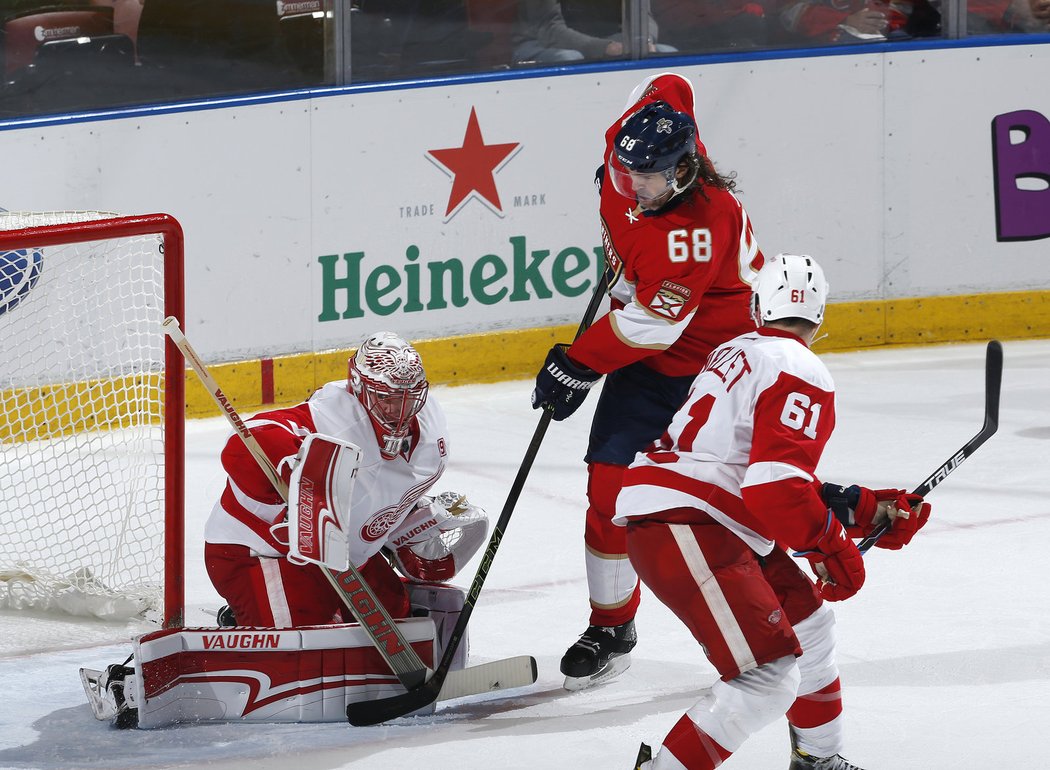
[563,653,632,692]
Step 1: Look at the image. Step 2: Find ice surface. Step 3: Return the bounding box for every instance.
[1,339,1047,770]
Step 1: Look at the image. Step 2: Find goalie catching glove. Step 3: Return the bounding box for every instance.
[386,491,489,582]
[823,484,931,550]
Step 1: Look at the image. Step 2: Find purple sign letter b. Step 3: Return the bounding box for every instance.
[992,110,1050,241]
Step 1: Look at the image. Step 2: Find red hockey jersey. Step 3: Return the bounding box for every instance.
[568,72,764,377]
[614,327,836,555]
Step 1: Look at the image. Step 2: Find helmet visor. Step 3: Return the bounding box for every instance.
[608,155,676,207]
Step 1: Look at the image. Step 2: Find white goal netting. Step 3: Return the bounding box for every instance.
[0,211,177,622]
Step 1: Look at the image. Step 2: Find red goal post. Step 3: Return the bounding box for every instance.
[0,212,184,628]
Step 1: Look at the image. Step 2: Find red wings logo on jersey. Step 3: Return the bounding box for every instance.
[648,280,692,320]
[361,507,402,542]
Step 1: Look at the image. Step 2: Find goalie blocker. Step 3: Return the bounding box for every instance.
[81,582,495,728]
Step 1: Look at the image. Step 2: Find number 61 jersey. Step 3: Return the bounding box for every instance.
[614,327,837,556]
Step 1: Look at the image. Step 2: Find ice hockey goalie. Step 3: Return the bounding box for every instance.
[80,579,471,729]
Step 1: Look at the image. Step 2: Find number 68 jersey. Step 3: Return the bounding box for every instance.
[614,327,837,556]
[567,72,764,378]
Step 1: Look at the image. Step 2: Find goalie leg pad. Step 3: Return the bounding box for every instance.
[408,582,468,672]
[85,620,437,728]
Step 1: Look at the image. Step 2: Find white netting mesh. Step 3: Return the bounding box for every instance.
[0,211,168,620]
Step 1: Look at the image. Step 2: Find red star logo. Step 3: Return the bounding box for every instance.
[427,108,520,218]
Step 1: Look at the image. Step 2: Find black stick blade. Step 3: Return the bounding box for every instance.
[346,680,442,726]
[983,339,1003,434]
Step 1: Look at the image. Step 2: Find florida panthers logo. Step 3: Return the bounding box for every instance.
[0,249,43,317]
[361,507,401,542]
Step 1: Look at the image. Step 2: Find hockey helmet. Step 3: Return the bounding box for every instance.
[608,102,699,207]
[348,331,429,459]
[751,253,829,326]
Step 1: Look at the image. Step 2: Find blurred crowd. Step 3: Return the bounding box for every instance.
[1,0,1047,118]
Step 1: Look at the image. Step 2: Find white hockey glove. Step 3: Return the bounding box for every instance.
[386,492,489,582]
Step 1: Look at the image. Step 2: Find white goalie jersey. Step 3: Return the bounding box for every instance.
[204,380,449,569]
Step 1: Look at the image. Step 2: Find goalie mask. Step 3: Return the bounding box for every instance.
[348,332,429,459]
[608,102,700,210]
[751,253,829,327]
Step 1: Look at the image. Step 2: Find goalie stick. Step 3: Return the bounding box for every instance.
[347,270,612,726]
[162,317,536,700]
[858,339,1003,554]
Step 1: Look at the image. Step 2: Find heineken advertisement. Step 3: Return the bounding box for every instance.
[0,50,1047,363]
[317,238,605,321]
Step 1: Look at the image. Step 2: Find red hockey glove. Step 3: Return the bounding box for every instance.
[866,490,931,549]
[822,484,931,550]
[797,513,866,601]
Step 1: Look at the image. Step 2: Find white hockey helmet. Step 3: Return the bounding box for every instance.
[348,331,429,459]
[750,253,828,326]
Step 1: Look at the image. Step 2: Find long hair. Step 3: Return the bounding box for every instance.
[690,153,738,202]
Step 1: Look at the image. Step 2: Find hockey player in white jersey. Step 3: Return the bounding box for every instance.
[82,331,496,729]
[618,255,931,770]
[204,330,486,628]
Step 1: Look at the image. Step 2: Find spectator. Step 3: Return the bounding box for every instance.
[969,0,1050,33]
[778,0,939,43]
[652,0,771,51]
[512,0,675,64]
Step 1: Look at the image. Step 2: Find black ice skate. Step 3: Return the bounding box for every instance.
[789,747,866,770]
[560,619,636,691]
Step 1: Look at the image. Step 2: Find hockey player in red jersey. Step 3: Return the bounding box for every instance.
[205,331,488,628]
[531,71,765,690]
[619,254,931,770]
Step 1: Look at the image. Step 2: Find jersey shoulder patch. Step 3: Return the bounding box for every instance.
[648,280,692,320]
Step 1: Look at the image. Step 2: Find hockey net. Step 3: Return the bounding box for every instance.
[0,211,184,627]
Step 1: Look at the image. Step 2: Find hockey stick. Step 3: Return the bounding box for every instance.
[347,271,611,726]
[857,339,1003,554]
[162,316,429,689]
